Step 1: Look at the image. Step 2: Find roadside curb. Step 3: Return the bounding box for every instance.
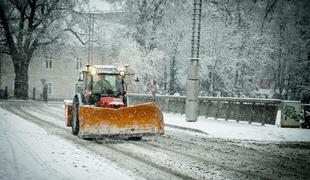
[164,123,208,135]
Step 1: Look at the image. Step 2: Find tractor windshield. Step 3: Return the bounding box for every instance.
[92,74,123,95]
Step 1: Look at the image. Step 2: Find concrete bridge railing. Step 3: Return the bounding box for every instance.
[127,94,282,125]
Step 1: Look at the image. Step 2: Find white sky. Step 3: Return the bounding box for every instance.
[87,0,123,12]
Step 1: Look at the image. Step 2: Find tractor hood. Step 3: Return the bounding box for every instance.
[98,97,124,108]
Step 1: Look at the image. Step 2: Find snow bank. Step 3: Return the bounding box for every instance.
[0,107,134,180]
[164,112,310,142]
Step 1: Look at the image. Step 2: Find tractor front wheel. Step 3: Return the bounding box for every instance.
[71,97,80,135]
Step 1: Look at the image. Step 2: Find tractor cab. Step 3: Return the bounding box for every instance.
[79,65,127,107]
[65,64,164,139]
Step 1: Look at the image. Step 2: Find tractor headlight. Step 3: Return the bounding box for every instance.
[91,70,97,76]
[119,70,125,77]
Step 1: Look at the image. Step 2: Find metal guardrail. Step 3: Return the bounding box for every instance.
[127,94,282,125]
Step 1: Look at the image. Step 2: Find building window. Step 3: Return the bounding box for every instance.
[75,83,82,93]
[46,54,53,69]
[76,58,82,70]
[47,83,52,95]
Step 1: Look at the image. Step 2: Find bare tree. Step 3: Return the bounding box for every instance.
[125,0,167,50]
[0,0,84,99]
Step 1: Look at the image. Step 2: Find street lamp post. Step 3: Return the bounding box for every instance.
[185,0,202,122]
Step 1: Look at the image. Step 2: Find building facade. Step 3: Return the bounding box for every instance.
[0,45,116,100]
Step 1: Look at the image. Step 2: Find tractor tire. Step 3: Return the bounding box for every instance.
[128,137,142,141]
[83,138,94,141]
[71,97,80,135]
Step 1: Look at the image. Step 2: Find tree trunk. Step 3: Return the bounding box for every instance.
[0,54,2,88]
[13,55,30,99]
[169,56,176,95]
[169,43,178,95]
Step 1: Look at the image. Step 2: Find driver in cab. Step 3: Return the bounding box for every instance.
[92,76,113,94]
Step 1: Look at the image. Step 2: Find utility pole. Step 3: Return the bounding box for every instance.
[87,12,94,65]
[185,0,202,122]
[0,53,2,88]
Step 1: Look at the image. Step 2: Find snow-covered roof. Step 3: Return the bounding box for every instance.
[79,65,119,74]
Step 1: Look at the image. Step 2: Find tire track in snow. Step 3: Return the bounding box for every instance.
[14,104,200,179]
[2,105,71,179]
[1,103,196,180]
[131,140,268,179]
[148,132,309,179]
[8,132,65,179]
[34,105,64,120]
[108,140,252,180]
[33,104,270,179]
[141,139,291,180]
[4,134,20,180]
[101,142,196,180]
[3,102,310,180]
[19,105,196,180]
[9,104,213,179]
[22,103,253,178]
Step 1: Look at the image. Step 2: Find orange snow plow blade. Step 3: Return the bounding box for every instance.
[77,103,164,138]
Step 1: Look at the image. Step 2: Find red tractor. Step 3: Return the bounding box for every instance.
[64,65,164,140]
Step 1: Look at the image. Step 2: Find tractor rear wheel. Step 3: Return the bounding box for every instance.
[71,97,79,135]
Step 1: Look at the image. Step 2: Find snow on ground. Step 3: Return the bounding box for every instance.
[164,112,310,142]
[0,107,135,180]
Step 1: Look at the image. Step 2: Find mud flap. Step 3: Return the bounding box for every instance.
[77,103,164,138]
[64,100,73,127]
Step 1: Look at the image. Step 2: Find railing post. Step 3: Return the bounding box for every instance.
[201,100,206,118]
[126,94,132,106]
[215,100,220,119]
[225,101,231,121]
[181,99,186,114]
[164,97,169,112]
[4,86,8,99]
[175,98,179,113]
[33,88,36,100]
[143,96,146,103]
[204,100,209,118]
[197,99,201,116]
[173,98,177,113]
[249,102,255,124]
[137,96,141,105]
[167,98,171,113]
[237,101,243,122]
[157,96,161,109]
[262,103,268,126]
[177,98,182,114]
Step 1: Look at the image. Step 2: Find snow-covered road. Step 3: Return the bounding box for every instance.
[0,107,135,180]
[1,101,310,180]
